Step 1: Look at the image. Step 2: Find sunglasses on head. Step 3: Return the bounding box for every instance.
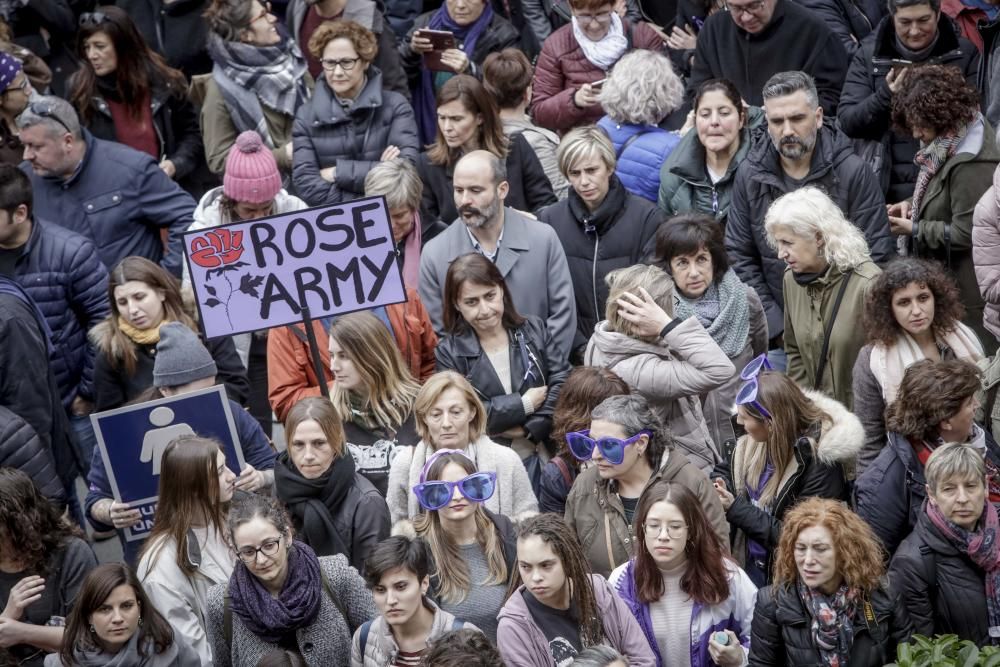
[79,11,111,27]
[565,429,652,465]
[741,352,772,380]
[27,102,73,135]
[412,471,497,511]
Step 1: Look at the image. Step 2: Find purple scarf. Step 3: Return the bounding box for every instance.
[797,580,859,667]
[413,3,494,143]
[229,540,323,644]
[927,498,1000,642]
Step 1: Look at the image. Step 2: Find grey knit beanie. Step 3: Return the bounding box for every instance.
[153,322,218,388]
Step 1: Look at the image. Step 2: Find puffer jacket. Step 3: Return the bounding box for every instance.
[565,448,730,578]
[837,14,978,204]
[915,116,1000,353]
[21,129,196,278]
[539,177,662,356]
[596,117,681,202]
[749,580,912,667]
[713,391,862,583]
[657,107,764,225]
[796,0,883,54]
[530,20,665,133]
[350,599,480,667]
[208,553,377,667]
[974,162,1000,341]
[292,68,421,206]
[584,317,736,473]
[890,506,992,646]
[0,405,64,506]
[8,218,109,407]
[783,261,881,410]
[725,125,893,337]
[434,315,570,445]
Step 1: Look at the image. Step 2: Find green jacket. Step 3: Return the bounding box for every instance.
[784,261,881,410]
[657,106,764,224]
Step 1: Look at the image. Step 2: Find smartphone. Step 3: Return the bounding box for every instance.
[889,58,914,68]
[591,78,607,90]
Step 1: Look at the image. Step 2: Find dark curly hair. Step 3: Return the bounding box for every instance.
[0,468,81,576]
[419,628,503,667]
[862,257,964,347]
[891,65,980,136]
[885,359,981,440]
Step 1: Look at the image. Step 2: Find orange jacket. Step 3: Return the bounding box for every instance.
[267,288,437,422]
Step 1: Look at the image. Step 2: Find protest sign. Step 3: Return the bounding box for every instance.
[91,385,246,542]
[183,196,407,339]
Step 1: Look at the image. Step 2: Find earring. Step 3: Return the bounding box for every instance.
[138,617,143,627]
[89,624,96,634]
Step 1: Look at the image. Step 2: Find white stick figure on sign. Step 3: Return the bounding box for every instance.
[140,406,196,475]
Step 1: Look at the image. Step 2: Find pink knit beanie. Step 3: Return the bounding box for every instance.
[223,131,282,204]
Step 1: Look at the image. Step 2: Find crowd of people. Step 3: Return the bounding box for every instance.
[8,0,1000,664]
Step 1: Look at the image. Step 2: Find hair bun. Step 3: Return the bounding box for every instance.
[234,130,264,154]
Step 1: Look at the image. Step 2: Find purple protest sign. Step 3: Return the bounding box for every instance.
[183,196,406,338]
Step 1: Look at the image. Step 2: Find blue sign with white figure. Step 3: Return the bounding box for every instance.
[91,385,245,542]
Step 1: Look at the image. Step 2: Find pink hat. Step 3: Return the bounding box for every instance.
[223,131,282,204]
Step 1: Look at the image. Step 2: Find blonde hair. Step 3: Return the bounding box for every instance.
[413,371,486,444]
[328,312,419,431]
[604,264,674,341]
[557,125,616,177]
[763,186,872,272]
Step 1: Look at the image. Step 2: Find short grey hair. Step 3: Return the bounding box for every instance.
[364,158,423,211]
[456,150,508,187]
[590,394,671,465]
[762,71,819,110]
[572,646,629,667]
[15,95,82,139]
[600,50,684,126]
[925,443,986,494]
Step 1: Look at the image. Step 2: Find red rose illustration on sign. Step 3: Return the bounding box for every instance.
[188,228,263,330]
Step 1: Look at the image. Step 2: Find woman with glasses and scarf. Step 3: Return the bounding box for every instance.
[749,498,912,667]
[386,371,537,529]
[202,0,312,177]
[411,449,518,642]
[275,396,391,573]
[206,493,377,666]
[610,481,757,667]
[764,186,881,411]
[435,253,570,464]
[564,393,729,579]
[497,513,655,666]
[712,362,862,587]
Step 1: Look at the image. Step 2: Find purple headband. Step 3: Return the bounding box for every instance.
[418,448,476,484]
[0,53,22,93]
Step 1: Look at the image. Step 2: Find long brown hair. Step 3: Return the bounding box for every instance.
[413,453,509,603]
[632,481,730,605]
[0,468,81,576]
[283,396,346,460]
[139,436,229,576]
[442,253,525,335]
[58,563,175,665]
[104,256,197,375]
[427,75,508,167]
[70,6,187,123]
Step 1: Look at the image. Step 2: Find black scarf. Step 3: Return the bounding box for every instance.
[568,174,629,236]
[274,451,354,559]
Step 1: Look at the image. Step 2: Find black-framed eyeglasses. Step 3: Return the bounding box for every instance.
[250,1,273,23]
[320,57,362,72]
[724,0,766,15]
[2,77,29,96]
[27,102,73,135]
[79,11,111,27]
[236,535,283,563]
[575,11,613,24]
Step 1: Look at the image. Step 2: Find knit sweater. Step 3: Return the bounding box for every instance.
[651,563,693,667]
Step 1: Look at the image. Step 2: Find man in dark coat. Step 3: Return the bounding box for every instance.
[687,0,849,115]
[838,0,979,203]
[725,71,894,346]
[17,95,195,277]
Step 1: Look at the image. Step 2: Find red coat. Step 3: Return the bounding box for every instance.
[530,20,665,133]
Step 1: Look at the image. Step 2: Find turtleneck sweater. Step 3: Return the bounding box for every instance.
[649,559,694,667]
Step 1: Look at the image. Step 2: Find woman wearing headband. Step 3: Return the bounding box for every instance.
[411,449,517,642]
[386,371,538,528]
[435,253,570,463]
[712,360,862,587]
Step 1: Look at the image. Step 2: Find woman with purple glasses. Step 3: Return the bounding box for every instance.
[711,360,862,587]
[564,393,729,579]
[412,449,517,642]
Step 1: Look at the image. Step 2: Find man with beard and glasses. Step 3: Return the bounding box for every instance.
[419,149,576,362]
[724,71,894,370]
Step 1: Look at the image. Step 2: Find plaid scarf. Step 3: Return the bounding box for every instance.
[797,579,860,667]
[672,268,750,358]
[926,498,1000,643]
[911,121,970,227]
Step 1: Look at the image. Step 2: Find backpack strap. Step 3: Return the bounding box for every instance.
[359,619,373,657]
[814,271,852,390]
[552,455,574,488]
[615,129,650,160]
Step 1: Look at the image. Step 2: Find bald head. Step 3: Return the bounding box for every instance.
[453,150,508,229]
[455,150,508,187]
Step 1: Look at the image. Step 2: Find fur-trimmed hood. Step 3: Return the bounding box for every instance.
[805,389,865,466]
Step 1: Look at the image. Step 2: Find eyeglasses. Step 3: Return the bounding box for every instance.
[724,0,766,15]
[320,57,362,72]
[236,535,283,563]
[250,1,273,23]
[3,77,29,96]
[735,353,772,419]
[79,11,111,27]
[575,11,613,24]
[565,429,652,466]
[643,521,688,539]
[412,471,497,511]
[27,102,73,135]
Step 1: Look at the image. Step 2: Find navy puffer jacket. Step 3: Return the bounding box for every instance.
[0,405,64,507]
[9,218,110,406]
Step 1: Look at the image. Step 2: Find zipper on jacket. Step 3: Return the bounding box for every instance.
[712,186,719,214]
[591,231,601,322]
